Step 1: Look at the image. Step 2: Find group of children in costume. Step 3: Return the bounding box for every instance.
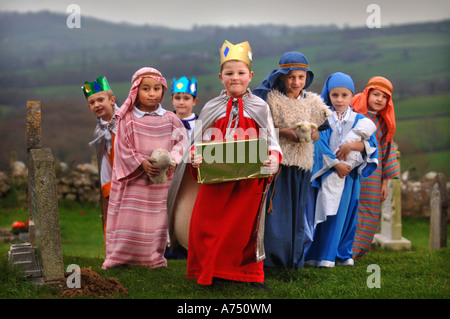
[82,39,398,289]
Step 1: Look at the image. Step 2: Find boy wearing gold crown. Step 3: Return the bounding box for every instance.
[171,76,199,140]
[167,41,281,289]
[82,76,119,235]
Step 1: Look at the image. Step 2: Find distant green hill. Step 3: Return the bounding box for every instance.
[1,12,449,101]
[394,93,450,177]
[0,12,449,175]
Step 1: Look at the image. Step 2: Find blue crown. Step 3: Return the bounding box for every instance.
[171,76,197,97]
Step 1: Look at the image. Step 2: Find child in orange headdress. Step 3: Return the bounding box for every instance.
[351,76,400,258]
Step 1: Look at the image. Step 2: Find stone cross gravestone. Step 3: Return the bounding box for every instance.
[26,100,42,248]
[374,147,411,250]
[9,101,64,284]
[430,173,448,250]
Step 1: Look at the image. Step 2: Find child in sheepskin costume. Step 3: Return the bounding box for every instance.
[253,51,330,269]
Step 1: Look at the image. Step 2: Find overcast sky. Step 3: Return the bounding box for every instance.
[1,0,449,29]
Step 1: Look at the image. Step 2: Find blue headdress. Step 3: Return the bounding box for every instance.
[253,51,314,101]
[171,76,197,97]
[320,72,355,107]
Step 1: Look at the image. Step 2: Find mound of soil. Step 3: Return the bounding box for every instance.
[60,267,128,298]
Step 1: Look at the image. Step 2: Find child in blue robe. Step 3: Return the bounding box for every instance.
[305,72,378,267]
[253,51,330,269]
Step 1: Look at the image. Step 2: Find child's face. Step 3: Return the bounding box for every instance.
[329,87,353,112]
[367,89,389,112]
[219,60,253,98]
[87,91,115,121]
[280,70,307,98]
[137,77,163,111]
[171,93,198,118]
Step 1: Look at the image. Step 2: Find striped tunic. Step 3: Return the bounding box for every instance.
[102,106,186,269]
[352,112,399,257]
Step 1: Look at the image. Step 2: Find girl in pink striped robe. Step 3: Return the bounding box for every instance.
[102,67,187,269]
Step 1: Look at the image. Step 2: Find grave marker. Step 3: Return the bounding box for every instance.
[374,147,411,250]
[9,101,64,284]
[430,173,448,250]
[26,101,41,248]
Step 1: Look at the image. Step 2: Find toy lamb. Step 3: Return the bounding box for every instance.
[295,121,318,143]
[148,148,176,184]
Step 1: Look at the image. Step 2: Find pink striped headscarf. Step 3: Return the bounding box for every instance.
[116,67,167,118]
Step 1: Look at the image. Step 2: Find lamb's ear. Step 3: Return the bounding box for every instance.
[170,160,176,167]
[311,123,318,129]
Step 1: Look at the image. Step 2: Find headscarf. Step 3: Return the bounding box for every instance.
[320,72,355,107]
[116,67,167,118]
[351,76,395,142]
[253,51,314,101]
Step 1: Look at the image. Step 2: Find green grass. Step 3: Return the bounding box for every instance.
[390,93,450,177]
[0,190,449,300]
[396,116,450,151]
[401,149,450,178]
[57,199,106,258]
[395,93,450,119]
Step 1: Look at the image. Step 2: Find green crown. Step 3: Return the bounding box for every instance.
[82,76,111,98]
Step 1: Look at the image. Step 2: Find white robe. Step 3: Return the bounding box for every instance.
[313,111,377,227]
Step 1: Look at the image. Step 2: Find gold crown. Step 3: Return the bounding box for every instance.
[220,40,253,68]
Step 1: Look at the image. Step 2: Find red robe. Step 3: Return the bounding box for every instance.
[187,99,274,285]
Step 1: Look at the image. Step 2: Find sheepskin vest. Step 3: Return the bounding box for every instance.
[267,90,328,171]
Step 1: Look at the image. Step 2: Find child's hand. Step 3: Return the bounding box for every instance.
[380,179,388,201]
[336,143,352,161]
[167,164,177,178]
[334,162,351,178]
[279,127,299,142]
[263,154,279,175]
[336,141,365,161]
[142,159,160,177]
[311,128,319,142]
[190,150,203,168]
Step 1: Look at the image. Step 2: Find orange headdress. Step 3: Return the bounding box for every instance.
[351,76,396,142]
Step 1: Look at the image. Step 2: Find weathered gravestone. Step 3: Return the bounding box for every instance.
[26,100,41,248]
[429,173,448,250]
[374,147,412,250]
[8,101,64,284]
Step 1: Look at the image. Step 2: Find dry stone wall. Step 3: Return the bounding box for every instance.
[401,171,450,220]
[56,162,100,202]
[2,160,100,203]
